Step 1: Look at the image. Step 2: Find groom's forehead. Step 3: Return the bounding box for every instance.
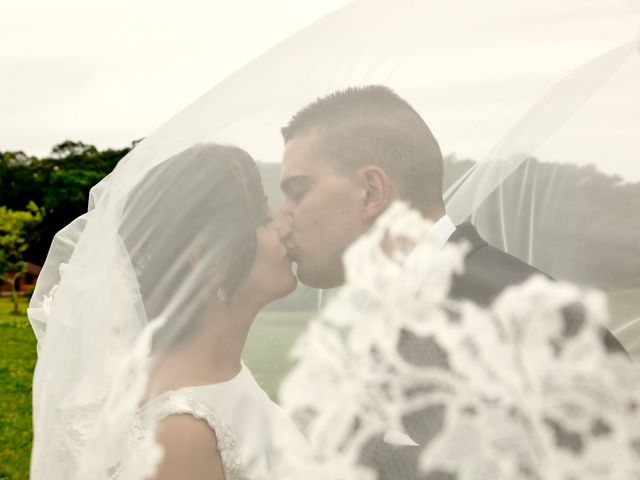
[282,133,320,164]
[281,134,334,178]
[280,159,339,191]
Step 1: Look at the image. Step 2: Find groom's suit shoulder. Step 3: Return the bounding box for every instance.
[446,222,629,356]
[447,222,546,307]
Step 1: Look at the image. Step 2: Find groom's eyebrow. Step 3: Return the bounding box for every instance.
[280,175,311,193]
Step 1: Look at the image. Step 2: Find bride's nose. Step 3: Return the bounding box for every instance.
[266,206,293,239]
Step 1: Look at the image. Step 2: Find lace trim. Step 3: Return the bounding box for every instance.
[140,392,244,478]
[39,263,68,323]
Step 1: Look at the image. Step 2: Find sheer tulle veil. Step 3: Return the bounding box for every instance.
[28,0,640,478]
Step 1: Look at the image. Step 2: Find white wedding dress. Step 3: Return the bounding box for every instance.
[138,363,304,480]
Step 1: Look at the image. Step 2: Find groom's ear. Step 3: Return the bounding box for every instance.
[356,165,396,222]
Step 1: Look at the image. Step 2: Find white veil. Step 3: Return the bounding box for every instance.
[28,0,639,478]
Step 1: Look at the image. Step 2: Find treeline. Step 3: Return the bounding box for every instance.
[0,141,322,310]
[1,141,133,265]
[473,157,640,291]
[2,141,638,311]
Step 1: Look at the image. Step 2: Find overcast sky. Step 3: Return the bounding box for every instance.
[2,0,638,181]
[1,0,351,156]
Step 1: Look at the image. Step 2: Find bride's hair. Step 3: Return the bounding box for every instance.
[119,143,266,324]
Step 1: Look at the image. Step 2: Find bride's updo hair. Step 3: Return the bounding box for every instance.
[119,143,266,325]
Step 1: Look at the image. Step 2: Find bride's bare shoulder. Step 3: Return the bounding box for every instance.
[152,414,224,480]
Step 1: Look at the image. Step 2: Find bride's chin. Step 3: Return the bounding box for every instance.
[281,274,298,297]
[274,273,298,302]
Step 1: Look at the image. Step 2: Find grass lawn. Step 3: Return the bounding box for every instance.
[607,288,640,326]
[244,310,313,401]
[606,288,640,361]
[0,298,35,480]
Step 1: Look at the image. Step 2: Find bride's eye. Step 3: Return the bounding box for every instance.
[260,215,273,226]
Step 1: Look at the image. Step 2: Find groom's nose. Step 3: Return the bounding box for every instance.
[278,197,294,218]
[269,208,293,239]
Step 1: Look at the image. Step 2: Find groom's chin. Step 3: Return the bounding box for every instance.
[295,263,343,290]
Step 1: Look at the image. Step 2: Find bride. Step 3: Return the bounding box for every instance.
[125,143,305,479]
[29,143,305,479]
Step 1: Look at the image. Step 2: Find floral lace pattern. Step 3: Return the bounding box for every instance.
[42,263,68,318]
[279,202,640,480]
[28,262,68,344]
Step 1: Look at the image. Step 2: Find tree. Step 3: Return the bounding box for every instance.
[0,202,43,313]
[0,150,36,166]
[43,169,105,212]
[1,141,130,265]
[50,140,98,159]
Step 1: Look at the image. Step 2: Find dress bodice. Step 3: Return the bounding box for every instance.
[139,364,304,479]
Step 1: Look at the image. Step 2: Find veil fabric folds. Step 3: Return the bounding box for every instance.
[28,1,639,478]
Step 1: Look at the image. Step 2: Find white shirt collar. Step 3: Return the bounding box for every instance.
[432,214,456,249]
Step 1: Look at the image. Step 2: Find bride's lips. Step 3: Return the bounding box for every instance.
[284,239,298,261]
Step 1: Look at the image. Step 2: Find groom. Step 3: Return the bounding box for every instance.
[279,85,628,348]
[278,84,628,476]
[279,85,543,307]
[278,85,628,477]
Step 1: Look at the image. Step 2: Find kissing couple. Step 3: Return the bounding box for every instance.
[28,85,627,480]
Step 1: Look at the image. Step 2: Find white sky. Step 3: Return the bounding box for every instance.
[1,0,352,156]
[1,0,638,181]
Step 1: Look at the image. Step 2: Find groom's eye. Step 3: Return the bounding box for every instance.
[261,215,274,225]
[289,189,306,202]
[280,176,311,204]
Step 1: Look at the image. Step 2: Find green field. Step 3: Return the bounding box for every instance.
[0,299,311,479]
[244,311,313,400]
[605,288,640,360]
[0,298,34,480]
[1,289,638,479]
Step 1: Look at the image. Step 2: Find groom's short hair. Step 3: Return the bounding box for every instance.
[281,85,444,211]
